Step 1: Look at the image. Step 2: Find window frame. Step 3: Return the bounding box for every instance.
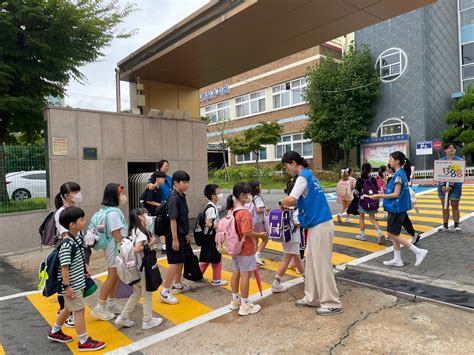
[272,77,307,110]
[375,48,407,83]
[275,133,313,159]
[236,147,268,164]
[235,90,266,118]
[204,101,230,124]
[376,118,409,137]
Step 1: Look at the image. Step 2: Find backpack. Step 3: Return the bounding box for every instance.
[115,236,141,286]
[359,178,379,211]
[39,211,57,246]
[193,203,217,247]
[138,188,148,208]
[268,209,292,243]
[154,201,170,236]
[215,206,246,256]
[38,239,78,297]
[244,200,258,225]
[335,180,352,200]
[88,207,126,250]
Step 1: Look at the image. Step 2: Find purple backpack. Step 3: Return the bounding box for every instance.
[268,209,292,243]
[39,211,57,246]
[359,178,379,211]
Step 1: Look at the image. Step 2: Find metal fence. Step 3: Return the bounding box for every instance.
[0,145,47,214]
[128,172,154,211]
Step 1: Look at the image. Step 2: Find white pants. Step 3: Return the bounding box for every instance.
[120,270,152,323]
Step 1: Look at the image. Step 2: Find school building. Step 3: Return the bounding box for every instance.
[355,0,473,170]
[201,40,346,170]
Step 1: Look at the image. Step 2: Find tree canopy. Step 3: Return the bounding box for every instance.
[304,44,379,164]
[0,0,136,144]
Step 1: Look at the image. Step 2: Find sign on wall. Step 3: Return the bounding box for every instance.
[52,137,68,156]
[416,141,432,155]
[362,142,408,168]
[200,84,230,103]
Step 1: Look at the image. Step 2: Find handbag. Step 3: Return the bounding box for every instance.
[347,195,360,216]
[184,244,204,281]
[199,237,221,264]
[83,277,97,298]
[141,245,162,292]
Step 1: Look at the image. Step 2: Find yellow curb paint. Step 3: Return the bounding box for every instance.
[27,293,132,354]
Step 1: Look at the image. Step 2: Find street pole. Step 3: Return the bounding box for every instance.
[115,68,121,113]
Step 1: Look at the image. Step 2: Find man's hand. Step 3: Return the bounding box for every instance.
[85,264,92,277]
[172,239,179,251]
[65,287,74,299]
[147,183,156,191]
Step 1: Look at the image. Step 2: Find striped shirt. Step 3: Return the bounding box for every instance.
[58,237,85,293]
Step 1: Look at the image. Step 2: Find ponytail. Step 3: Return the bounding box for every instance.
[282,151,308,168]
[54,193,64,210]
[226,194,234,210]
[403,159,412,183]
[54,182,81,209]
[390,151,411,182]
[226,182,251,210]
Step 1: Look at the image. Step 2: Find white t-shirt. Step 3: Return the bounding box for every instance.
[203,202,219,235]
[106,210,128,239]
[253,195,265,224]
[290,176,308,200]
[54,205,69,238]
[289,209,301,244]
[130,228,148,270]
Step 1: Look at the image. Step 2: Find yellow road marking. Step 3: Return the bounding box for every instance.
[27,293,132,354]
[335,225,412,240]
[333,237,386,252]
[410,209,469,217]
[416,198,474,205]
[334,217,432,232]
[0,344,5,355]
[222,252,301,278]
[97,269,214,324]
[414,203,473,210]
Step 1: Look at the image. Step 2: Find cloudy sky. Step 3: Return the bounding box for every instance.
[65,0,209,112]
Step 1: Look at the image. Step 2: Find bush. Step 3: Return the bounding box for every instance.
[0,197,48,214]
[313,170,339,182]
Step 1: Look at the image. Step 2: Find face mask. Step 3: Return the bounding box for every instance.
[145,215,153,228]
[244,194,253,203]
[217,193,223,202]
[71,192,82,204]
[119,194,128,206]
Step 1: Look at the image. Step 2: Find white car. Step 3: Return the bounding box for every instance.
[6,170,47,200]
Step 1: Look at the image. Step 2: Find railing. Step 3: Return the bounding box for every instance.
[128,172,154,211]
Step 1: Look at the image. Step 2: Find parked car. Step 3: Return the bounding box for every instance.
[5,170,47,200]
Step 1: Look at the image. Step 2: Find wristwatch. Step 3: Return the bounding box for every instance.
[62,283,70,289]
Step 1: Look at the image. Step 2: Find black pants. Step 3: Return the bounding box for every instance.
[403,215,416,236]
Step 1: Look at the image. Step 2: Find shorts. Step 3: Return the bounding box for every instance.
[166,234,187,264]
[437,184,462,201]
[387,212,407,236]
[231,255,257,272]
[358,206,378,215]
[104,239,117,267]
[64,290,85,312]
[283,242,300,255]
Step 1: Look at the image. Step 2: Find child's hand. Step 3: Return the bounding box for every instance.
[147,183,155,190]
[185,235,191,244]
[149,236,157,246]
[65,287,74,299]
[172,239,179,251]
[85,264,92,277]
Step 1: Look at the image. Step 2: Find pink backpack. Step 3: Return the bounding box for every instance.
[215,207,246,256]
[336,179,352,200]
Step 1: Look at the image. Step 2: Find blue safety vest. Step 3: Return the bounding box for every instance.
[384,168,411,213]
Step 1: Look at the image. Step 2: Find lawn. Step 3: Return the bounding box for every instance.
[208,176,337,190]
[0,197,48,214]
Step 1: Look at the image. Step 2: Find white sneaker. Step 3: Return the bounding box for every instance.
[383,259,404,267]
[345,216,351,223]
[255,255,266,266]
[211,280,228,286]
[114,316,135,328]
[230,299,241,310]
[271,281,288,293]
[171,284,191,294]
[107,303,124,314]
[160,291,179,305]
[355,234,367,241]
[64,314,75,328]
[438,226,449,232]
[414,249,428,267]
[238,303,261,316]
[161,243,167,251]
[91,305,115,321]
[454,227,462,234]
[142,317,163,330]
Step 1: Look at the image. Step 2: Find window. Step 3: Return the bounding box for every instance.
[204,101,230,124]
[236,148,267,163]
[461,8,474,26]
[235,90,266,118]
[275,134,312,159]
[272,77,307,109]
[462,43,474,65]
[376,118,409,137]
[23,173,46,180]
[461,0,474,11]
[376,48,407,83]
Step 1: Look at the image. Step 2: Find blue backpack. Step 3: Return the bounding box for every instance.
[88,207,128,250]
[38,239,78,297]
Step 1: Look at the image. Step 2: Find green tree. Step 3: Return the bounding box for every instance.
[0,0,135,203]
[227,121,282,177]
[305,43,379,165]
[443,87,474,160]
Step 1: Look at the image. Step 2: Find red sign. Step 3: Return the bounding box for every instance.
[433,139,443,152]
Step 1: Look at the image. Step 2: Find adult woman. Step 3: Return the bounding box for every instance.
[91,184,128,321]
[53,182,88,328]
[371,152,428,267]
[280,151,343,316]
[437,143,464,233]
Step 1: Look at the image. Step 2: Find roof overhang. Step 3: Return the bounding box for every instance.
[118,0,436,88]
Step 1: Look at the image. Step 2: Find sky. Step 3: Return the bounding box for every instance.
[64,0,209,112]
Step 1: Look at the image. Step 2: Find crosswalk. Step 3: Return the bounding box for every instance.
[1,185,473,354]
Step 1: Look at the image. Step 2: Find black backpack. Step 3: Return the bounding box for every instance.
[138,188,148,208]
[39,211,57,246]
[193,204,216,247]
[154,201,170,236]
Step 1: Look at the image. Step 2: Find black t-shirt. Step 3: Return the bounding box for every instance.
[144,187,163,216]
[167,190,189,235]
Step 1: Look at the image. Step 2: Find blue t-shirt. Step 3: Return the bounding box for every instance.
[149,174,173,201]
[439,156,463,188]
[296,168,332,229]
[383,168,411,213]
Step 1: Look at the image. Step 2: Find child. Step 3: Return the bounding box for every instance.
[336,168,355,223]
[272,179,305,293]
[371,151,428,267]
[248,181,268,266]
[228,182,266,316]
[47,207,105,352]
[199,184,228,286]
[354,163,385,245]
[159,171,191,305]
[115,208,163,330]
[143,171,167,216]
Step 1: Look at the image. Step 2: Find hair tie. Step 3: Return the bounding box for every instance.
[232,195,237,202]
